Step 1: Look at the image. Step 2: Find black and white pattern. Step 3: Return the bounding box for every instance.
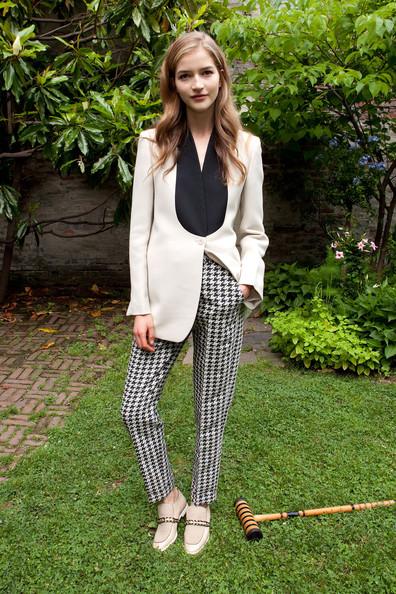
[121,254,245,505]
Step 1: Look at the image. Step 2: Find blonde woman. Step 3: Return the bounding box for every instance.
[121,30,268,555]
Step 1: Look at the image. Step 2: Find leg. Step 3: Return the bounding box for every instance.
[121,336,185,503]
[190,255,245,505]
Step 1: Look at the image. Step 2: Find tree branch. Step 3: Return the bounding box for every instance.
[0,224,116,244]
[0,149,38,158]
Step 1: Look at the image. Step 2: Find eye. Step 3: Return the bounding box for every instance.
[203,70,213,76]
[178,73,189,80]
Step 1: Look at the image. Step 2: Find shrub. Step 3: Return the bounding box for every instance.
[268,297,382,375]
[343,281,396,371]
[260,251,342,314]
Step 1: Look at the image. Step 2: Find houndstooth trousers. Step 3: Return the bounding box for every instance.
[121,254,245,505]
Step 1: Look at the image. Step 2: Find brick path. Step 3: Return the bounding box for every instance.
[0,288,280,482]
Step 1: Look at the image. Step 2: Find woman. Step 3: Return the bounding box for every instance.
[121,30,268,555]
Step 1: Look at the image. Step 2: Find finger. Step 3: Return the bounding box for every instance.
[148,325,155,348]
[143,336,155,352]
[140,330,155,353]
[134,332,142,349]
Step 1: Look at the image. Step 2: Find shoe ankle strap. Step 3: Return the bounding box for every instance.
[158,516,179,524]
[185,519,210,527]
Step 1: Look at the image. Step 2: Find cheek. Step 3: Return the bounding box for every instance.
[175,84,187,98]
[211,77,221,92]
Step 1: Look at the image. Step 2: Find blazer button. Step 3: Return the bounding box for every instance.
[197,239,205,245]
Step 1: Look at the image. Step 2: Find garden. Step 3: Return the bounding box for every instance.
[0,0,395,592]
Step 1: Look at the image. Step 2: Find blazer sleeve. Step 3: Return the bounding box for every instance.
[125,132,154,316]
[237,134,269,310]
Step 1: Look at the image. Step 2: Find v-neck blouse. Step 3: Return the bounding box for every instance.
[175,128,228,237]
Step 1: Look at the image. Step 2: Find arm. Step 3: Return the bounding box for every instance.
[126,131,154,317]
[237,135,269,309]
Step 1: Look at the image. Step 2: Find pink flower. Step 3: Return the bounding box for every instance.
[370,241,378,251]
[331,241,338,249]
[357,241,366,251]
[335,251,344,260]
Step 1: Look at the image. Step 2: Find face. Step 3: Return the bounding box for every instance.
[174,47,221,116]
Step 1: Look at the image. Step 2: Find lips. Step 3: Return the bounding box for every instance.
[192,95,208,99]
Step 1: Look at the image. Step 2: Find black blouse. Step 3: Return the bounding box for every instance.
[175,129,228,237]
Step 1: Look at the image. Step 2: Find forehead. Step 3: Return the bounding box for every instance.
[175,47,217,72]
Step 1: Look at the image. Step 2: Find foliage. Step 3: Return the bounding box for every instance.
[0,0,233,247]
[261,250,395,372]
[343,280,396,370]
[386,225,396,277]
[213,0,396,273]
[269,297,383,375]
[260,250,342,314]
[305,134,383,216]
[260,263,312,314]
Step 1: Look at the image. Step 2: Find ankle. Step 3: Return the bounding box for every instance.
[161,487,178,504]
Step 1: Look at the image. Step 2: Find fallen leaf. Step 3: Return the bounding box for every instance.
[91,284,100,294]
[0,313,16,322]
[90,310,102,318]
[40,340,56,349]
[100,307,114,312]
[38,328,58,334]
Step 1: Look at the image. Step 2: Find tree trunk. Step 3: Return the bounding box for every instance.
[376,191,396,278]
[0,162,22,305]
[374,186,386,251]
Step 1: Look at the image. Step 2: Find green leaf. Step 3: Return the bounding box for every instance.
[77,132,89,156]
[196,3,208,18]
[132,7,142,28]
[3,64,14,90]
[140,18,151,42]
[18,24,35,43]
[117,156,132,186]
[90,92,114,117]
[269,108,281,121]
[147,15,160,34]
[384,344,396,359]
[91,150,113,174]
[47,75,68,86]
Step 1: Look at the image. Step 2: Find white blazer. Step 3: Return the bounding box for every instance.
[126,127,269,342]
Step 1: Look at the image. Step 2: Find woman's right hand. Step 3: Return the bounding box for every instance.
[133,314,155,352]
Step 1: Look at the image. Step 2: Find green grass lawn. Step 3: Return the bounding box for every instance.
[0,334,395,594]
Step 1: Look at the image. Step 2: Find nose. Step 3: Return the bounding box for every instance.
[192,74,204,90]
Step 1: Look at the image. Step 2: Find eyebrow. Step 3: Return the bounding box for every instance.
[176,66,215,74]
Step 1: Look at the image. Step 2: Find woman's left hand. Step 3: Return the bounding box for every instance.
[239,284,252,299]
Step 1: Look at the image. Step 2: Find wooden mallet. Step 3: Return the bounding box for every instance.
[234,497,396,540]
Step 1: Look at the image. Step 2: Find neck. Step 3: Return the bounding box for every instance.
[186,108,214,137]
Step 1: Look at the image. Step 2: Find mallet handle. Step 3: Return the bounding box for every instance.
[254,499,395,522]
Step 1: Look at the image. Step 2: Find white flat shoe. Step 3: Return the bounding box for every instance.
[153,488,188,551]
[184,504,211,555]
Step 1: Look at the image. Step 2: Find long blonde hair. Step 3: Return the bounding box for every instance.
[151,31,247,185]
